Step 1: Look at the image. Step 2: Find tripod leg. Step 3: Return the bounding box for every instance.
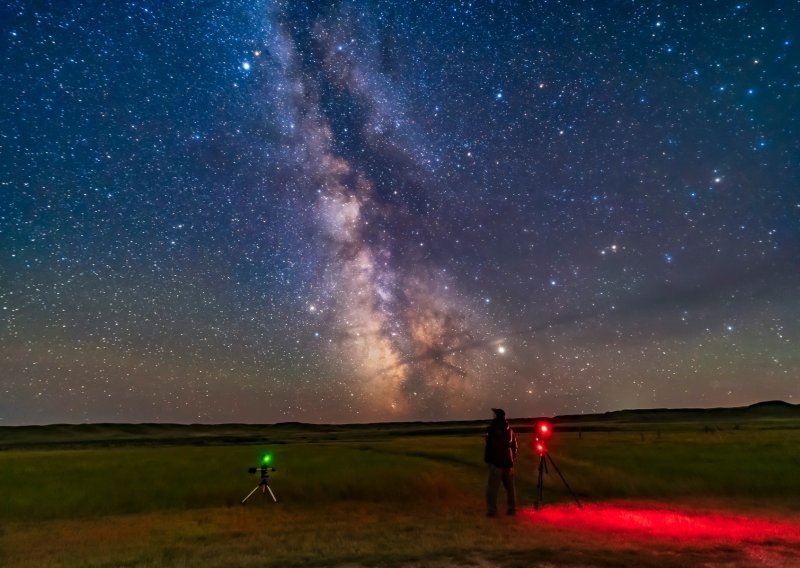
[546,453,582,508]
[266,485,277,503]
[535,456,544,510]
[241,485,260,504]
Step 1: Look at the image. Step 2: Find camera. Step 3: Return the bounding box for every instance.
[241,453,278,504]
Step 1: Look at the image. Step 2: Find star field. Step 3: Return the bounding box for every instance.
[1,0,798,424]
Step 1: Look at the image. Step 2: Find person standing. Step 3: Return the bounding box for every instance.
[484,408,518,516]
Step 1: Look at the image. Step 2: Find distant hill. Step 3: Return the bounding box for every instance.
[0,401,797,449]
[553,400,800,425]
[747,400,799,412]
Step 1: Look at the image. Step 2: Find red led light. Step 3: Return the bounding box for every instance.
[537,421,552,438]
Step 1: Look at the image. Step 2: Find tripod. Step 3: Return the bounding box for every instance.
[241,466,277,504]
[535,450,582,510]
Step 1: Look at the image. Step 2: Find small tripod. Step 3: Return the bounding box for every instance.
[241,466,277,504]
[535,449,582,510]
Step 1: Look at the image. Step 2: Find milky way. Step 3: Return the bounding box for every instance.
[1,1,798,424]
[262,4,500,417]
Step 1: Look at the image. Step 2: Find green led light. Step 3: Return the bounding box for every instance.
[262,454,272,464]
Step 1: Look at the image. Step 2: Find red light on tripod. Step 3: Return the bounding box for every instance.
[537,421,552,438]
[535,439,546,455]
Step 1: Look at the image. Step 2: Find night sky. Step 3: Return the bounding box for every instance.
[2,1,798,425]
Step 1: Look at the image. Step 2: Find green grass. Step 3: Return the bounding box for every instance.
[541,430,800,508]
[0,443,470,520]
[1,424,800,567]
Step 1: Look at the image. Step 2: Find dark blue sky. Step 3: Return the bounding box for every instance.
[1,0,798,425]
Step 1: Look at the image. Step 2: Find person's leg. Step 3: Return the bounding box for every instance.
[502,467,516,514]
[486,465,502,516]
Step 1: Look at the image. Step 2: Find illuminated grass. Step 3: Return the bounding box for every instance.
[1,425,799,566]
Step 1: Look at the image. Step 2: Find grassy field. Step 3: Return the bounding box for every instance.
[2,409,800,567]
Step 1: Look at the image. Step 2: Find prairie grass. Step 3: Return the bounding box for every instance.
[1,426,799,566]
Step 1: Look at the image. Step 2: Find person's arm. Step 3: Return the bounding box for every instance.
[510,430,518,460]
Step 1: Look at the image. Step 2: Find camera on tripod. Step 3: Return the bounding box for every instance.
[241,453,278,504]
[532,421,582,510]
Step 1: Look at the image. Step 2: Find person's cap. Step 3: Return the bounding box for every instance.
[491,408,505,418]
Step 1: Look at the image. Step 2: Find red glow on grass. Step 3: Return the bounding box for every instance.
[524,503,800,544]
